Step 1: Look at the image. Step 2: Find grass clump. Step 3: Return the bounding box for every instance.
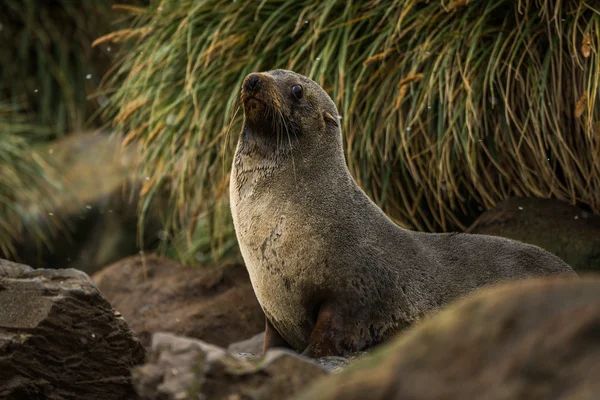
[0,0,117,136]
[0,103,61,257]
[102,0,599,263]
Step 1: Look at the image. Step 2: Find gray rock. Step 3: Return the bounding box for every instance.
[228,332,265,355]
[0,259,33,276]
[133,332,329,400]
[0,259,146,399]
[228,332,354,373]
[314,355,357,373]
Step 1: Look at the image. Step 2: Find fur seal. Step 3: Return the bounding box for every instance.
[229,69,577,357]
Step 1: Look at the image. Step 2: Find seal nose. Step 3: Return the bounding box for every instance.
[244,73,261,91]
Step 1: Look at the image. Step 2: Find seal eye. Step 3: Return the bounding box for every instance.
[292,85,303,100]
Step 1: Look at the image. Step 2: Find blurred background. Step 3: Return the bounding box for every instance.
[1,0,598,275]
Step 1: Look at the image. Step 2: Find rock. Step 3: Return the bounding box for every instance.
[0,259,145,399]
[313,355,358,373]
[227,333,355,373]
[92,254,264,348]
[296,276,600,400]
[3,131,163,275]
[0,259,33,276]
[228,332,265,355]
[468,197,600,271]
[133,332,328,400]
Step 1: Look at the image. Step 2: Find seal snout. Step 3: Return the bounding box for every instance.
[242,72,269,119]
[244,73,261,91]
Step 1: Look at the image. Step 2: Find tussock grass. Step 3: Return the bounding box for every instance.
[0,0,116,136]
[102,0,600,262]
[0,103,61,257]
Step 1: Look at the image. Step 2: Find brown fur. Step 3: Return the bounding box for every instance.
[230,70,577,357]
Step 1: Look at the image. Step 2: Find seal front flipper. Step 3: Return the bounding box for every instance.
[301,301,347,358]
[262,316,292,354]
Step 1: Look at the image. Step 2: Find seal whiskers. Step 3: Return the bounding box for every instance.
[277,109,298,185]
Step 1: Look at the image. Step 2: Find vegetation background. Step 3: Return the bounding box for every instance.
[0,0,119,257]
[1,0,598,266]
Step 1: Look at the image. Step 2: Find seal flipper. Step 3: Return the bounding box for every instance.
[263,316,292,353]
[301,301,346,358]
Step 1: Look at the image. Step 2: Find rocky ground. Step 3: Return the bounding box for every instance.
[92,254,264,348]
[1,197,599,399]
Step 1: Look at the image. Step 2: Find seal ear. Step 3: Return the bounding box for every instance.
[323,111,339,128]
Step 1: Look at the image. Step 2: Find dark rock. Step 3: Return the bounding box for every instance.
[133,332,328,400]
[468,197,600,271]
[0,259,145,400]
[296,276,600,400]
[92,254,264,348]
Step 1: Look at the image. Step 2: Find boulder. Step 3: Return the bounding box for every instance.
[4,131,163,275]
[0,259,145,399]
[92,254,265,348]
[296,276,600,400]
[468,197,600,271]
[132,332,328,400]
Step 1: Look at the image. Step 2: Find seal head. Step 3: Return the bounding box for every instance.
[238,70,340,158]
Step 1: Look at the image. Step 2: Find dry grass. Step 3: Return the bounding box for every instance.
[102,0,600,262]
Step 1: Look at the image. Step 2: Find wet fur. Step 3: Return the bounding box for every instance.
[230,69,577,357]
